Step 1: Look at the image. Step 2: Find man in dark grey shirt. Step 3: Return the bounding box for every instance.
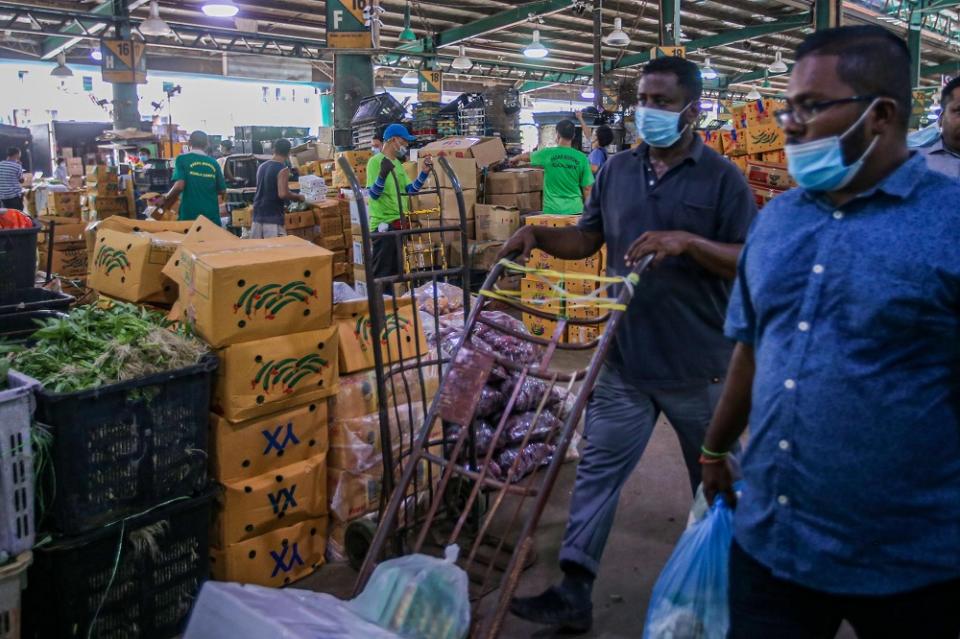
[501,56,757,632]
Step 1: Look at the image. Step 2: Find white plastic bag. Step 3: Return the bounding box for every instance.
[348,545,470,639]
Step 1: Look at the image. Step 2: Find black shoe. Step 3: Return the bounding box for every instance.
[509,585,593,633]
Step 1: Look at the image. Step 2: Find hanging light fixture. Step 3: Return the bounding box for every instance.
[50,53,73,77]
[523,30,549,59]
[398,1,416,42]
[451,45,473,71]
[701,57,718,80]
[768,50,788,73]
[581,86,596,99]
[604,17,631,47]
[90,49,103,62]
[202,0,239,18]
[140,0,173,36]
[401,68,419,85]
[746,86,762,100]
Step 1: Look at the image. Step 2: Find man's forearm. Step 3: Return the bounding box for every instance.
[703,342,754,454]
[532,226,603,261]
[686,237,742,280]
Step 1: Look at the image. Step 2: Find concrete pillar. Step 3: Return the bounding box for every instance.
[333,54,374,149]
[320,92,334,128]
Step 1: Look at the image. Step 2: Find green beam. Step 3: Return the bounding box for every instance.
[908,1,925,88]
[921,60,960,77]
[659,0,680,46]
[727,64,793,86]
[41,0,151,60]
[435,0,572,48]
[814,0,842,30]
[922,0,960,11]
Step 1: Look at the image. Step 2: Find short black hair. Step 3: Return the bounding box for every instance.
[795,26,911,127]
[220,140,233,150]
[6,147,20,158]
[942,76,960,107]
[556,119,576,140]
[596,125,614,147]
[641,56,703,102]
[189,130,209,149]
[138,147,151,155]
[56,157,64,165]
[274,138,292,156]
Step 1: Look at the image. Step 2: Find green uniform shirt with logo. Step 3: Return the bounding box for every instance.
[531,146,595,215]
[172,152,227,225]
[366,153,411,230]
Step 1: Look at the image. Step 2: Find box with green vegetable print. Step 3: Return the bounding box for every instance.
[176,236,334,348]
[213,326,339,422]
[89,228,182,305]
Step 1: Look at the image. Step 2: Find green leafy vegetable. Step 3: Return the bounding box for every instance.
[2,302,208,393]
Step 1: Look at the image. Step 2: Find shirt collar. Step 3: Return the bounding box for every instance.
[635,133,704,164]
[927,137,960,158]
[803,152,927,207]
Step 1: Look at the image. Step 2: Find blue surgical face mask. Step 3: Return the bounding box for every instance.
[907,123,941,149]
[785,99,880,192]
[637,103,691,148]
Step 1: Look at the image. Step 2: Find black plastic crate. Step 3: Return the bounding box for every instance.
[24,493,213,639]
[32,353,218,535]
[0,221,40,293]
[0,287,73,316]
[0,309,67,342]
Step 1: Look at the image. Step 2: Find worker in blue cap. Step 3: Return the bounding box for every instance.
[365,123,433,282]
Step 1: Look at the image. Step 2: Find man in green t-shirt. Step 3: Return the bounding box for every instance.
[157,130,227,225]
[510,119,594,214]
[365,123,433,282]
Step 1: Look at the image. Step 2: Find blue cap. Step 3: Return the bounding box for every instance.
[383,123,416,143]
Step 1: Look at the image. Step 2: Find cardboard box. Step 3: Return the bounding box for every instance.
[214,455,328,546]
[316,234,346,252]
[751,184,785,210]
[95,165,119,184]
[746,161,795,189]
[728,155,748,174]
[698,130,724,154]
[67,176,84,190]
[174,236,333,348]
[66,157,83,177]
[485,168,544,194]
[309,200,342,224]
[720,129,748,156]
[449,240,504,270]
[88,228,180,304]
[525,214,580,229]
[39,247,87,278]
[327,467,380,522]
[744,98,783,126]
[417,157,478,190]
[85,217,193,258]
[418,136,507,169]
[97,181,121,196]
[527,248,563,272]
[231,206,252,228]
[213,326,340,422]
[475,205,520,242]
[210,401,330,482]
[331,366,441,422]
[745,125,785,154]
[486,192,541,212]
[39,217,86,247]
[564,251,602,276]
[51,191,82,216]
[439,188,477,221]
[334,297,428,374]
[210,518,328,587]
[317,215,342,237]
[284,211,314,231]
[522,313,566,341]
[521,276,563,314]
[94,195,129,215]
[762,150,787,164]
[329,402,426,472]
[410,193,440,214]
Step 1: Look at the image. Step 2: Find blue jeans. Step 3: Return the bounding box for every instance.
[729,540,960,639]
[558,365,724,576]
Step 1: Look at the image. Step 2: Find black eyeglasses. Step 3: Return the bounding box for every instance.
[774,95,877,127]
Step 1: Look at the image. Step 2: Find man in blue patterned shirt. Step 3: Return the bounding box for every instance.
[702,26,960,638]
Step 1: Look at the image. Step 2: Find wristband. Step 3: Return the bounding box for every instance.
[700,445,729,459]
[698,454,726,465]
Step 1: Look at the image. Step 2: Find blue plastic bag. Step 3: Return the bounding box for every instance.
[643,497,734,639]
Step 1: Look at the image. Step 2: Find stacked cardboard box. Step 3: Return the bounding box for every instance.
[47,190,83,217]
[165,233,338,587]
[310,199,352,281]
[90,166,133,218]
[332,150,372,189]
[484,168,544,213]
[38,216,88,282]
[716,98,787,177]
[447,204,520,270]
[326,296,438,558]
[520,214,608,345]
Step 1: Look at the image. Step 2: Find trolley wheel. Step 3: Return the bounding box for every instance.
[345,517,378,572]
[443,476,488,521]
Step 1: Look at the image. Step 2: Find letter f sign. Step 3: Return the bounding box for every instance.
[333,9,344,29]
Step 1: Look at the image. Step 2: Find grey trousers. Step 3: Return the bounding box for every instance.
[558,365,724,576]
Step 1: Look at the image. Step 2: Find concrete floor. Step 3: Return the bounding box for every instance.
[300,346,857,638]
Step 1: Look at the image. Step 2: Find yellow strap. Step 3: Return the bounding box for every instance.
[480,288,628,312]
[498,259,624,284]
